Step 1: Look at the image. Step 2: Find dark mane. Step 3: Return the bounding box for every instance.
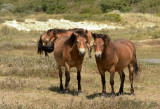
[47,29,68,35]
[74,30,88,38]
[64,30,88,47]
[64,33,76,47]
[69,28,84,31]
[92,33,110,42]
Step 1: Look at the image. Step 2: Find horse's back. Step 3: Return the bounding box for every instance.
[113,39,136,53]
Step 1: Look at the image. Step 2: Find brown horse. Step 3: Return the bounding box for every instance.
[92,33,139,95]
[38,28,92,58]
[53,30,89,94]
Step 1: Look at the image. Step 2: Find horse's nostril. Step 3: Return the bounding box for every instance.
[79,51,86,57]
[95,52,102,59]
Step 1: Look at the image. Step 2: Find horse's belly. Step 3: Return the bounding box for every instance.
[115,58,131,71]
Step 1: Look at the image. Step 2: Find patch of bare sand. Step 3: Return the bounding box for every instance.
[3,19,124,31]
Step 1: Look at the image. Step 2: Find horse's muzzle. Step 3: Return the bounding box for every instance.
[79,48,86,57]
[95,52,102,60]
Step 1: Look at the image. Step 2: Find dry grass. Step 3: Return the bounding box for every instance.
[0,14,160,108]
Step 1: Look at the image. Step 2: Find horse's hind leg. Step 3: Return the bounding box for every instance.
[118,70,125,94]
[65,63,70,93]
[58,65,63,91]
[109,66,115,95]
[128,63,134,94]
[76,66,82,94]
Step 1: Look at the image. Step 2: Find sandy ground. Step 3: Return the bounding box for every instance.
[3,19,124,31]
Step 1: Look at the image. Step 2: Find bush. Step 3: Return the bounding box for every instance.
[135,0,160,13]
[100,0,132,13]
[63,14,85,21]
[104,13,121,22]
[80,7,102,14]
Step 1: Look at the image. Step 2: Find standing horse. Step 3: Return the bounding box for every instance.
[37,28,92,58]
[53,30,89,94]
[92,33,139,95]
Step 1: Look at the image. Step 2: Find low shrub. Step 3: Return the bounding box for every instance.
[104,13,121,22]
[80,7,102,14]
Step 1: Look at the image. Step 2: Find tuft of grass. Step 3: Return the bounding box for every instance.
[16,18,25,22]
[0,77,26,91]
[104,13,121,22]
[0,26,10,35]
[0,18,5,23]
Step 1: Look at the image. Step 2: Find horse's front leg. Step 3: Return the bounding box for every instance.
[65,63,70,93]
[76,66,82,94]
[101,73,106,95]
[98,67,106,95]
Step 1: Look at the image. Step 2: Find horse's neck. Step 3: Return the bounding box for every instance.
[70,43,80,56]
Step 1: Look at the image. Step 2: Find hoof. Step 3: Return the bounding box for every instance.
[59,90,64,94]
[111,92,116,96]
[78,92,83,95]
[78,91,83,95]
[130,92,135,95]
[101,92,106,97]
[118,91,124,95]
[65,89,69,94]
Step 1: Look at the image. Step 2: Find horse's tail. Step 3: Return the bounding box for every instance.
[134,59,139,76]
[37,35,43,55]
[42,42,54,53]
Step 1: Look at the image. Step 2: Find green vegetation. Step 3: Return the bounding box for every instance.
[0,0,160,15]
[63,13,121,22]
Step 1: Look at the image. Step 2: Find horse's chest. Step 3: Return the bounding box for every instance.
[69,59,83,67]
[97,59,111,71]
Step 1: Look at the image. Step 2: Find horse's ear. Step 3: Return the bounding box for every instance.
[53,30,57,36]
[86,29,88,33]
[65,33,76,47]
[50,30,53,37]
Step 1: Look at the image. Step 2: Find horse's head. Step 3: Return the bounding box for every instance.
[92,33,111,59]
[65,30,88,57]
